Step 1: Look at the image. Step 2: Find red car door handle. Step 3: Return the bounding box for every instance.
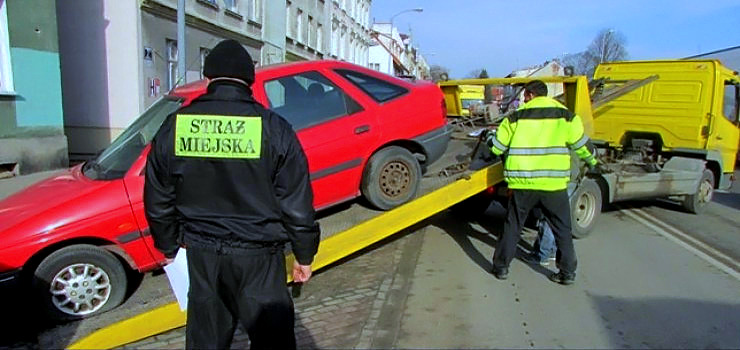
[354,125,370,134]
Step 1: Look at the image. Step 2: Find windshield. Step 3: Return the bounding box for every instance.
[83,97,183,180]
[461,99,484,109]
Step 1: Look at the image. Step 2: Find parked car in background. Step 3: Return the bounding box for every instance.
[0,60,449,320]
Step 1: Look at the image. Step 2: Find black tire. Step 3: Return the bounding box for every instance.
[570,178,602,239]
[682,169,714,214]
[361,146,421,210]
[32,244,128,321]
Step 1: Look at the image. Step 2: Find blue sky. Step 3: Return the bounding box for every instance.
[370,0,740,77]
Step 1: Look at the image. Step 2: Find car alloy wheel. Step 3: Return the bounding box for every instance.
[49,262,112,316]
[33,244,128,320]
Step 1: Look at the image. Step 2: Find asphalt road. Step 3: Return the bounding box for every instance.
[391,171,740,348]
[2,163,738,348]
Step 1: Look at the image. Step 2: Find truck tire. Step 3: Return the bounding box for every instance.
[32,244,128,321]
[570,178,602,239]
[361,146,421,210]
[682,169,714,214]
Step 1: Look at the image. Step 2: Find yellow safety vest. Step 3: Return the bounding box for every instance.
[488,96,597,191]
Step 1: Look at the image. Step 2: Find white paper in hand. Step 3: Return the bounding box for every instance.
[163,248,189,311]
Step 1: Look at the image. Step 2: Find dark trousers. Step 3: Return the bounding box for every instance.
[492,189,577,276]
[186,247,295,350]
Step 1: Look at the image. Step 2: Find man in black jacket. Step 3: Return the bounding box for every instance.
[144,39,320,349]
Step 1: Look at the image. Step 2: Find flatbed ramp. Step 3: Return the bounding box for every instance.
[69,136,504,349]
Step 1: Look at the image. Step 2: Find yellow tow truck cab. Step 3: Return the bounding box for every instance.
[437,61,738,236]
[441,84,485,117]
[593,60,740,189]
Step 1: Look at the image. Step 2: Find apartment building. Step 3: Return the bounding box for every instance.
[56,0,372,161]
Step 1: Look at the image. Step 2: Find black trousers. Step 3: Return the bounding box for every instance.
[185,247,295,350]
[492,189,577,276]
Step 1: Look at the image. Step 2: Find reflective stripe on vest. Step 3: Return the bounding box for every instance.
[488,134,508,153]
[507,147,570,155]
[570,134,589,150]
[503,170,571,178]
[174,114,262,159]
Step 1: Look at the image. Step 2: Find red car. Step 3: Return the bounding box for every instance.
[0,60,449,320]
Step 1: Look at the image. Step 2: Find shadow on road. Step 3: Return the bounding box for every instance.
[429,201,553,278]
[590,295,740,349]
[0,289,51,349]
[295,314,319,349]
[713,191,740,210]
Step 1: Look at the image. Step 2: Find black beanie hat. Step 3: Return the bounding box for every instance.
[203,39,255,85]
[523,80,548,97]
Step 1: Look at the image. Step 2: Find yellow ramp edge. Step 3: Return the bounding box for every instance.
[68,163,503,350]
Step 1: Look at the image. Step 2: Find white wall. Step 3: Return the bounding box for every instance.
[105,0,142,130]
[57,0,142,157]
[369,23,393,75]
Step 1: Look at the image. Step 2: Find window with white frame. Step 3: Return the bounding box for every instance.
[223,0,237,12]
[317,23,323,52]
[247,0,259,21]
[0,2,13,94]
[199,48,210,79]
[297,9,304,43]
[331,22,338,56]
[339,27,346,59]
[166,39,178,90]
[286,2,292,38]
[308,16,314,48]
[349,36,354,61]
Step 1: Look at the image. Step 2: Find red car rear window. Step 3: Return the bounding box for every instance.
[334,69,408,103]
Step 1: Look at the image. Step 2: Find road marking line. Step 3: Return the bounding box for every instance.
[619,207,740,281]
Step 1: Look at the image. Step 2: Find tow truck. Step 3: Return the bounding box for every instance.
[69,59,739,348]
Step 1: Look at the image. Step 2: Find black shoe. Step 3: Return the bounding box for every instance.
[492,267,509,280]
[549,271,575,285]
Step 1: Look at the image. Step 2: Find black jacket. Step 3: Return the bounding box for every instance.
[144,81,320,264]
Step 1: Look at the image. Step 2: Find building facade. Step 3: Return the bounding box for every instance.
[0,0,67,175]
[57,0,372,161]
[368,23,430,80]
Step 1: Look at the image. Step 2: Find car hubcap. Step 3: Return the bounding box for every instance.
[574,192,595,228]
[379,160,411,198]
[50,263,111,316]
[698,179,713,204]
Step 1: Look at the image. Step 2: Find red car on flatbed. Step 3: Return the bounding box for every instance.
[0,60,449,320]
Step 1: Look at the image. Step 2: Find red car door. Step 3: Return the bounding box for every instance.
[254,67,379,210]
[122,148,167,268]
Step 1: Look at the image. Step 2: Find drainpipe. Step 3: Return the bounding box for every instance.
[177,0,186,86]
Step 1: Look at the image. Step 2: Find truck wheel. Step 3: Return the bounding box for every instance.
[32,244,128,321]
[570,178,602,239]
[682,169,714,214]
[361,146,421,210]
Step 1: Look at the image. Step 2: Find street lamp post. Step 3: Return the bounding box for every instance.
[387,8,422,76]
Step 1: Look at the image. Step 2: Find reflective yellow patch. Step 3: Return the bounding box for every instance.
[174,114,261,159]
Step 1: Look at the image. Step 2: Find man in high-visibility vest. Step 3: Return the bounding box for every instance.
[485,80,598,285]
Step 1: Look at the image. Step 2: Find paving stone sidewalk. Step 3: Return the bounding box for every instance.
[122,227,422,350]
